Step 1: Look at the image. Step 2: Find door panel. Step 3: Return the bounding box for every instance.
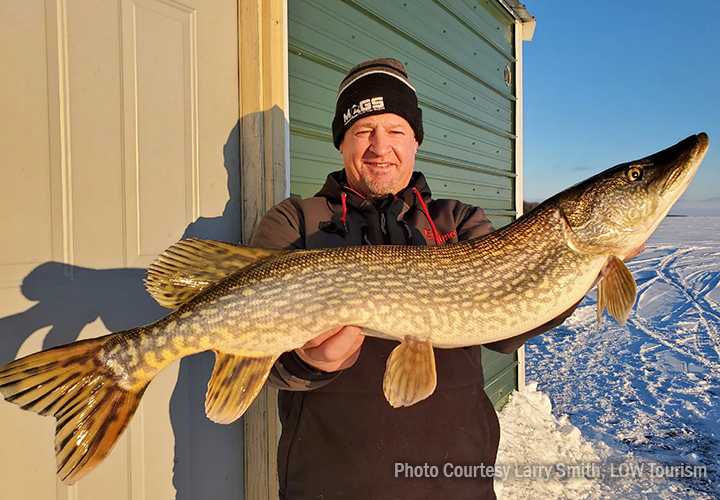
[0,0,242,498]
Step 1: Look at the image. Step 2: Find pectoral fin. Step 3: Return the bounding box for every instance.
[383,336,437,408]
[597,255,637,326]
[205,352,277,424]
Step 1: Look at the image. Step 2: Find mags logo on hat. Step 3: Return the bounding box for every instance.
[343,97,385,125]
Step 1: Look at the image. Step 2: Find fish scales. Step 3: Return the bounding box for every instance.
[112,203,601,376]
[66,191,690,377]
[0,133,709,484]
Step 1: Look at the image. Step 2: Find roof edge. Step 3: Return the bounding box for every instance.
[497,0,536,41]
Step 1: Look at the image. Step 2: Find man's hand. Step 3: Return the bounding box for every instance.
[625,243,645,261]
[295,325,365,373]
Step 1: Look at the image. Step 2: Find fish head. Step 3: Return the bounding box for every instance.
[556,133,709,257]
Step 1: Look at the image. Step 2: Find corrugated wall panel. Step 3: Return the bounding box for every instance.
[288,0,518,406]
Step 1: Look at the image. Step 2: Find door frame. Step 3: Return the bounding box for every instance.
[238,1,289,499]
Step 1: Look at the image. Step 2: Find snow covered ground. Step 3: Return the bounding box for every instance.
[496,216,720,499]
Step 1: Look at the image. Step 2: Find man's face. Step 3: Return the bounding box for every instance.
[339,113,419,198]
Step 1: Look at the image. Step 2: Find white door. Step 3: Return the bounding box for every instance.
[0,0,242,498]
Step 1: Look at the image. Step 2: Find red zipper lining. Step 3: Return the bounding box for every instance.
[413,187,442,246]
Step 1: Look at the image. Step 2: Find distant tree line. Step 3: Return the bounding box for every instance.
[523,201,539,213]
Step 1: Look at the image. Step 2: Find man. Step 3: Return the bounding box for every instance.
[251,58,595,499]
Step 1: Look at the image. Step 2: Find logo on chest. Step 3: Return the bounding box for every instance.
[424,229,457,244]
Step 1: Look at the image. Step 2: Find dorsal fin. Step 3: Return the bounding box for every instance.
[144,238,286,309]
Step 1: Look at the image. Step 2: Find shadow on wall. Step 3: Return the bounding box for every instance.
[0,121,246,499]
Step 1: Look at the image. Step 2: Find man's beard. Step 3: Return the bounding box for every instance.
[361,171,400,198]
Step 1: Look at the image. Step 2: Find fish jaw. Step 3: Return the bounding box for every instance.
[555,133,709,258]
[640,133,708,246]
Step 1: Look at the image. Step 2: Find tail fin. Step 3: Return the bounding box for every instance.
[0,335,150,485]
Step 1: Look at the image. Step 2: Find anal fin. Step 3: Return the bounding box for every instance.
[597,255,637,326]
[205,352,277,424]
[383,336,437,408]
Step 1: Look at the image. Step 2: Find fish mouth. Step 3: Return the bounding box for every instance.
[657,133,709,196]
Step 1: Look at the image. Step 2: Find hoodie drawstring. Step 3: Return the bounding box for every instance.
[413,188,442,246]
[343,186,367,199]
[339,192,349,233]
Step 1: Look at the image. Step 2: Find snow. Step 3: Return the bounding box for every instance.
[495,216,720,499]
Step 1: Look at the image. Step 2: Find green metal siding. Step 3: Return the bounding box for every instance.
[288,0,519,407]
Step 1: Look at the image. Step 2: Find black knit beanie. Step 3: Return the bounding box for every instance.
[331,58,423,149]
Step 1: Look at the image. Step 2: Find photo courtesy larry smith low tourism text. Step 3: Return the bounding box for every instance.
[394,462,708,481]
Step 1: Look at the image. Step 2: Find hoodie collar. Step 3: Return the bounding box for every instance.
[314,170,433,210]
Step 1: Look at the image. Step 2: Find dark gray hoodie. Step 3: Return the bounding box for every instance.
[250,171,501,500]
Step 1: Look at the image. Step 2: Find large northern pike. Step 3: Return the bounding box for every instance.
[0,133,709,483]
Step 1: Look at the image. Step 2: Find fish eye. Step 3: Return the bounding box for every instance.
[626,166,643,181]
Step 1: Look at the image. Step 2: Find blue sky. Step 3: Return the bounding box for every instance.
[522,1,719,215]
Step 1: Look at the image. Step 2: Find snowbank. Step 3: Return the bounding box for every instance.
[495,383,715,499]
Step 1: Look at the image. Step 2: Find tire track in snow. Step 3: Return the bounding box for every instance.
[656,246,720,322]
[630,244,720,371]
